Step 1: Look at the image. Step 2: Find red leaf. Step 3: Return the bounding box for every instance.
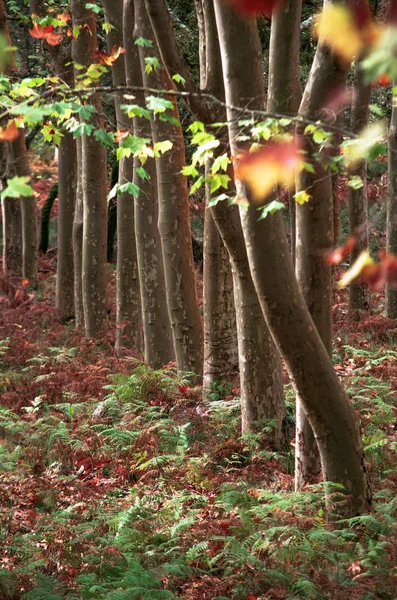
[325,236,356,265]
[94,45,126,66]
[115,129,129,143]
[178,384,189,395]
[29,22,63,46]
[377,74,391,87]
[0,120,20,142]
[224,0,283,16]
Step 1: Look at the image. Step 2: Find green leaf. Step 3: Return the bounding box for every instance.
[303,161,316,174]
[1,176,34,199]
[210,173,230,193]
[188,121,204,135]
[258,200,285,220]
[108,183,118,201]
[10,104,50,126]
[74,104,98,120]
[119,181,140,197]
[93,129,115,147]
[135,37,154,48]
[294,190,311,205]
[347,175,364,190]
[181,164,199,178]
[102,22,114,34]
[154,140,173,155]
[121,104,151,120]
[70,122,94,138]
[208,193,230,208]
[211,153,230,174]
[172,73,186,86]
[190,175,204,195]
[144,56,160,74]
[136,166,150,180]
[85,3,102,14]
[146,95,174,114]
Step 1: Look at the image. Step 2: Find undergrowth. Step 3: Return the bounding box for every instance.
[1,260,397,599]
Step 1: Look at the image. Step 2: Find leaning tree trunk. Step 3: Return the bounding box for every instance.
[214,0,370,516]
[295,0,354,488]
[145,0,284,440]
[386,81,397,318]
[127,0,174,367]
[102,0,142,352]
[348,59,371,313]
[71,0,108,338]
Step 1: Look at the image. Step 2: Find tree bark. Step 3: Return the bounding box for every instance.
[146,0,284,439]
[214,0,371,516]
[72,137,84,331]
[39,182,57,254]
[386,80,397,317]
[102,0,142,351]
[348,60,371,313]
[135,0,203,374]
[71,0,108,338]
[129,0,174,368]
[295,0,353,488]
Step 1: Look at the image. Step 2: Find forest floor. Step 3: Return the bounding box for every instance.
[0,162,397,600]
[0,257,397,600]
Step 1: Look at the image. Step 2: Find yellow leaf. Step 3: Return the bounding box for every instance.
[338,251,373,288]
[314,4,363,63]
[294,190,311,205]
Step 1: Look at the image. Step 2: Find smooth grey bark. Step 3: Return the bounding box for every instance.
[214,0,370,515]
[386,80,397,317]
[135,0,203,375]
[348,60,371,313]
[103,0,142,351]
[146,0,284,440]
[130,0,174,368]
[72,137,84,331]
[72,0,108,338]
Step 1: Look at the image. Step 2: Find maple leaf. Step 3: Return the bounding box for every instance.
[234,140,301,204]
[115,129,129,143]
[56,13,70,26]
[223,0,283,15]
[377,74,391,86]
[314,3,379,64]
[29,23,63,46]
[94,45,126,66]
[338,250,373,288]
[325,236,357,265]
[0,120,19,141]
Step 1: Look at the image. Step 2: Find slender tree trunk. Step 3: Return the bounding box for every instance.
[71,0,108,338]
[56,132,76,320]
[102,0,142,351]
[39,182,57,254]
[9,132,38,287]
[2,194,22,276]
[128,0,174,367]
[30,0,77,320]
[146,0,284,440]
[203,204,237,391]
[135,0,203,374]
[73,137,84,331]
[214,0,370,516]
[348,60,371,313]
[386,81,397,317]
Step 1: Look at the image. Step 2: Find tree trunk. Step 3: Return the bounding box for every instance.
[39,182,57,254]
[386,80,397,317]
[56,133,76,320]
[295,0,353,488]
[214,0,371,516]
[128,0,174,368]
[348,60,371,313]
[146,0,284,440]
[102,0,142,351]
[135,0,203,375]
[71,0,108,338]
[72,137,84,331]
[9,132,38,287]
[2,192,22,276]
[203,204,237,392]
